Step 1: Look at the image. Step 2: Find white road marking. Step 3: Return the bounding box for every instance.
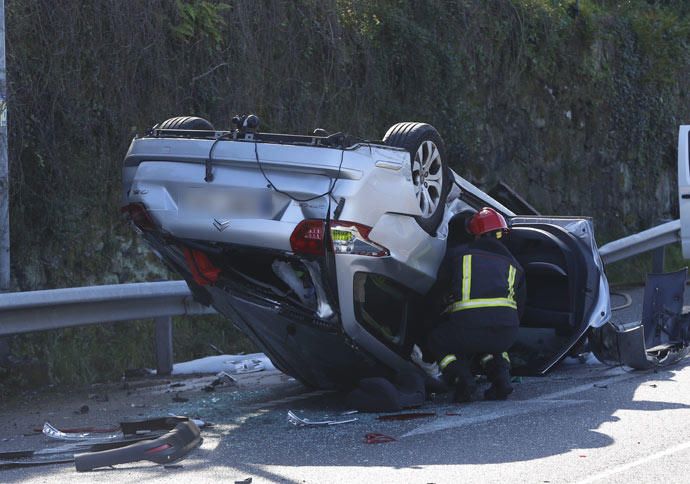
[403,370,642,438]
[574,439,690,484]
[402,399,589,438]
[534,371,639,400]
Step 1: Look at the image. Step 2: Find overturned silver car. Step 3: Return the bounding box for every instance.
[122,115,611,388]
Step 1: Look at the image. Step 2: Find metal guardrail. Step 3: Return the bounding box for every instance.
[598,219,681,265]
[0,218,684,375]
[0,281,215,374]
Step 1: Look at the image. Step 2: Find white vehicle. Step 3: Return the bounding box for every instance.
[122,115,610,388]
[677,125,690,257]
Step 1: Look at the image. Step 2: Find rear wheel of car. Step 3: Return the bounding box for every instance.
[383,122,451,235]
[158,116,215,130]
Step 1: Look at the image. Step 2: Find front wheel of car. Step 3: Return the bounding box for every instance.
[383,122,451,235]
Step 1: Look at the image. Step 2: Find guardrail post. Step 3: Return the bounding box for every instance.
[652,246,665,273]
[154,316,173,376]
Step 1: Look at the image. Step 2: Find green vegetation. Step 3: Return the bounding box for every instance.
[2,0,689,387]
[606,243,689,287]
[6,315,254,387]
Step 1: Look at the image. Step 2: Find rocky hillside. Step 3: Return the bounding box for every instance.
[3,0,689,383]
[6,0,688,289]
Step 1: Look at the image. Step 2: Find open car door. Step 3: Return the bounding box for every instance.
[450,176,610,374]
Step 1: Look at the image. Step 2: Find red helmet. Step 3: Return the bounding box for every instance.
[467,207,508,236]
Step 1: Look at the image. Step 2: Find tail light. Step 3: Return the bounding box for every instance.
[290,219,389,257]
[289,220,326,256]
[183,247,221,285]
[121,203,157,232]
[330,221,389,256]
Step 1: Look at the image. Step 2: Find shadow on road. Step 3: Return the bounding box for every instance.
[2,359,689,482]
[195,360,690,478]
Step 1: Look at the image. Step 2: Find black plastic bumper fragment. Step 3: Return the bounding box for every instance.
[591,269,690,370]
[0,434,166,469]
[74,421,202,472]
[120,416,193,436]
[0,457,76,469]
[0,417,202,471]
[590,320,690,369]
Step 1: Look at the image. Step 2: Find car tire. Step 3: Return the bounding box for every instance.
[383,122,451,235]
[158,116,215,130]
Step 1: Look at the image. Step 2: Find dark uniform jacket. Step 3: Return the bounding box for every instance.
[436,236,526,330]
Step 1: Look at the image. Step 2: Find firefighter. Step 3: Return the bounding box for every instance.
[424,207,526,402]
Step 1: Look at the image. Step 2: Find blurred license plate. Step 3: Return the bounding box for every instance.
[181,189,273,218]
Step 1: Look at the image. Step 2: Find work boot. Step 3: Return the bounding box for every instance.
[484,355,513,401]
[450,361,477,403]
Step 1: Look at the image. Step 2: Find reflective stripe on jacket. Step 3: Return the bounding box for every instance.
[442,238,524,329]
[444,254,518,312]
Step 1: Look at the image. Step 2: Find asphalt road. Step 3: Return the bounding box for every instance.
[3,285,690,483]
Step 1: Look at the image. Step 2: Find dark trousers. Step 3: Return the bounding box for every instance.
[424,319,519,363]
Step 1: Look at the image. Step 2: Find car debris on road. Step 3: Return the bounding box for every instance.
[171,353,276,376]
[377,412,436,421]
[42,422,123,442]
[1,416,205,471]
[74,420,202,472]
[203,371,238,392]
[287,410,358,427]
[41,416,210,443]
[591,269,690,369]
[364,433,396,444]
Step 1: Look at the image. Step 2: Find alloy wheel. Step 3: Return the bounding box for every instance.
[412,140,444,217]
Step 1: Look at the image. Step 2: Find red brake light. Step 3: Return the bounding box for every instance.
[183,247,221,286]
[121,203,157,232]
[290,219,389,257]
[290,220,326,256]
